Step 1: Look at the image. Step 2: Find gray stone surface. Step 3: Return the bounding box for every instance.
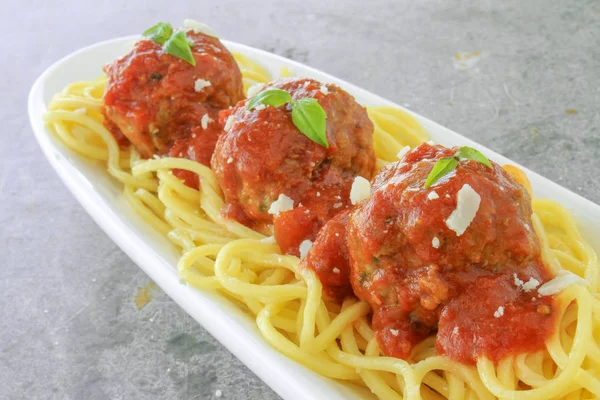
[2,0,599,399]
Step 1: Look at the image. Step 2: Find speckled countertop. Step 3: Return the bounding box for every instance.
[2,1,599,399]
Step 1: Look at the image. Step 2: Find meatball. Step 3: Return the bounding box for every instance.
[347,143,554,363]
[212,78,376,247]
[103,30,243,158]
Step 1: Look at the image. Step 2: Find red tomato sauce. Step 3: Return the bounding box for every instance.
[300,210,353,301]
[211,78,376,252]
[102,31,244,183]
[102,36,558,366]
[313,143,558,365]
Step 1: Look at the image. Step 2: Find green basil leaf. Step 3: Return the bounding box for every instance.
[247,88,293,110]
[456,146,492,168]
[142,22,173,45]
[163,30,196,66]
[291,98,328,148]
[425,157,459,188]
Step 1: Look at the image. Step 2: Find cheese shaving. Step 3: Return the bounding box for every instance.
[260,236,276,244]
[268,194,294,215]
[194,79,211,92]
[350,176,371,205]
[247,83,265,98]
[427,191,439,200]
[522,277,540,292]
[537,270,588,296]
[493,306,504,318]
[224,115,235,132]
[183,19,220,38]
[201,113,213,130]
[299,240,313,260]
[396,145,410,160]
[445,184,481,236]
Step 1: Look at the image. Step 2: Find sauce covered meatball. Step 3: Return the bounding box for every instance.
[103,30,243,159]
[212,78,376,252]
[347,143,556,364]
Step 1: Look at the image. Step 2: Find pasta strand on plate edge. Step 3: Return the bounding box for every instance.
[44,56,600,400]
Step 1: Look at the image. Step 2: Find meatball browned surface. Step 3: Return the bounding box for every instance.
[347,143,555,364]
[212,78,376,247]
[103,30,243,158]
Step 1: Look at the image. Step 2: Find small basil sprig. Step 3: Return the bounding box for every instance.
[247,89,292,110]
[142,23,196,66]
[164,31,196,66]
[247,88,329,148]
[143,22,173,45]
[424,146,491,188]
[455,146,492,168]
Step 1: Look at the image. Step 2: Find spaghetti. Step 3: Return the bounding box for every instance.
[44,50,600,400]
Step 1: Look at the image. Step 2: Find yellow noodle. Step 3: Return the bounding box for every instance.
[44,52,600,400]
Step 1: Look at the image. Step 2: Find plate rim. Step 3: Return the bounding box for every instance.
[28,34,600,400]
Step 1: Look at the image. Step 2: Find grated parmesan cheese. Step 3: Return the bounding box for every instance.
[522,277,540,292]
[333,268,340,274]
[299,240,313,260]
[227,157,233,164]
[493,306,504,318]
[183,19,220,38]
[350,176,371,205]
[445,184,481,236]
[247,83,265,98]
[396,145,410,160]
[537,270,588,296]
[194,78,211,92]
[426,140,435,145]
[432,237,440,249]
[389,329,399,336]
[201,113,213,130]
[427,191,439,200]
[333,202,343,209]
[320,85,329,95]
[224,115,235,132]
[254,104,266,111]
[260,236,276,244]
[513,273,524,288]
[268,194,294,215]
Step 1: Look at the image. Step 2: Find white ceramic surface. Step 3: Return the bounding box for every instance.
[29,36,600,400]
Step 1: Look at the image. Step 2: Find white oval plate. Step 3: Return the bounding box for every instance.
[29,36,600,400]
